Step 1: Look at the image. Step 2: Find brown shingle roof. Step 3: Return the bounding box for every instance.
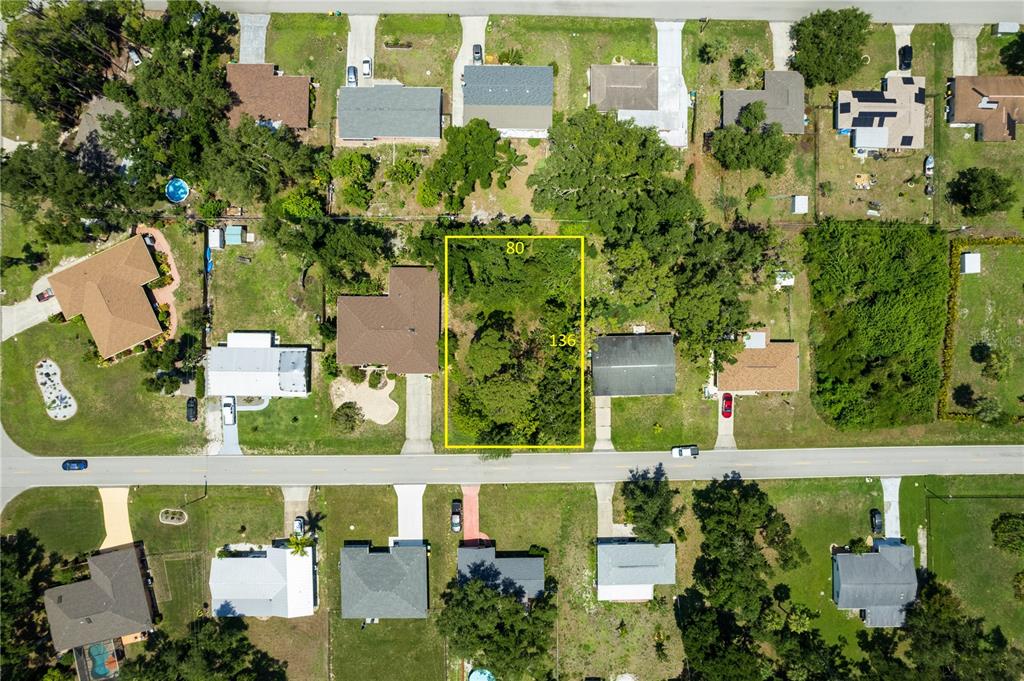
[225,63,310,130]
[952,76,1024,141]
[336,267,440,374]
[717,329,800,392]
[48,236,162,358]
[589,65,659,112]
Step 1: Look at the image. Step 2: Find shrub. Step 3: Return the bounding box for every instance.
[368,368,385,389]
[952,383,977,409]
[341,182,372,211]
[332,401,364,433]
[527,137,542,148]
[547,60,559,77]
[345,365,365,384]
[318,316,337,341]
[384,157,420,185]
[981,351,1009,380]
[195,365,205,398]
[331,151,375,182]
[729,49,760,82]
[698,36,727,64]
[970,341,992,363]
[992,512,1024,555]
[974,397,1007,425]
[322,353,340,379]
[498,47,523,65]
[197,198,227,219]
[745,183,767,207]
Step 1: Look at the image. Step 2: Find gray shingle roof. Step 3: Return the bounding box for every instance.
[340,544,427,619]
[722,71,806,134]
[832,540,917,628]
[589,65,659,111]
[336,85,442,140]
[457,546,545,600]
[43,547,153,652]
[591,334,676,397]
[463,65,553,131]
[597,541,676,586]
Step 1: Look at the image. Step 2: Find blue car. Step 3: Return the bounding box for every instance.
[62,459,88,471]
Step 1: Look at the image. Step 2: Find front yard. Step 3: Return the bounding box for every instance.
[0,205,92,302]
[1,487,105,557]
[611,361,717,452]
[374,14,461,89]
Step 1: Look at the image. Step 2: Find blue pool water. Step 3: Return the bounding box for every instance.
[88,643,111,678]
[468,670,496,681]
[164,177,190,203]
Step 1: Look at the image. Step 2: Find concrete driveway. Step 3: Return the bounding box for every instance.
[881,477,902,539]
[951,25,982,76]
[1,293,59,341]
[452,16,488,125]
[769,22,793,70]
[893,25,914,73]
[238,13,269,64]
[714,394,736,450]
[401,374,433,454]
[594,483,633,538]
[282,486,310,536]
[391,484,425,544]
[98,488,134,549]
[594,396,614,451]
[347,15,378,86]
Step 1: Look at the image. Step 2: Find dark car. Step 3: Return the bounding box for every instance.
[451,500,463,533]
[870,508,883,535]
[62,459,88,471]
[472,44,483,65]
[346,65,358,86]
[924,182,935,196]
[721,393,733,419]
[898,45,913,71]
[36,288,54,302]
[186,397,198,422]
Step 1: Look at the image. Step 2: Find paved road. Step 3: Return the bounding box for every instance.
[142,1,1023,24]
[452,16,487,126]
[347,15,377,86]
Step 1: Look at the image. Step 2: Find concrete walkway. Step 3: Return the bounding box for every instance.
[452,16,488,126]
[893,25,914,74]
[282,486,310,536]
[346,15,378,85]
[402,374,433,453]
[98,488,134,549]
[594,396,614,451]
[714,394,736,450]
[951,25,982,76]
[460,484,489,541]
[238,14,269,64]
[769,22,793,70]
[391,484,425,544]
[881,477,902,539]
[595,483,633,538]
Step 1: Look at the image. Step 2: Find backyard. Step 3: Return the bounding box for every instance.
[374,14,461,89]
[1,487,105,557]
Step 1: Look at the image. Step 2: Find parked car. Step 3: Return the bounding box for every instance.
[924,155,935,178]
[36,288,54,302]
[185,397,198,422]
[293,516,305,535]
[450,499,463,533]
[222,397,236,426]
[128,48,143,67]
[362,58,372,77]
[62,459,88,471]
[870,508,883,535]
[671,445,699,458]
[346,65,358,86]
[472,44,483,65]
[144,575,155,587]
[925,182,935,196]
[898,45,913,71]
[721,393,733,419]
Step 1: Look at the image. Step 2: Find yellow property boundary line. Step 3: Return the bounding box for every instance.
[444,234,586,449]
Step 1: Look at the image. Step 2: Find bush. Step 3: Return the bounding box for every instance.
[345,365,365,384]
[729,49,760,82]
[973,397,1007,425]
[197,198,227,219]
[745,183,767,207]
[384,157,420,185]
[331,151,375,183]
[948,167,1017,216]
[952,383,977,409]
[992,512,1024,555]
[970,341,992,363]
[332,401,364,433]
[698,36,727,64]
[368,368,385,389]
[981,351,1009,380]
[341,182,372,211]
[547,60,559,77]
[498,47,523,65]
[527,137,542,148]
[322,353,340,379]
[318,316,337,341]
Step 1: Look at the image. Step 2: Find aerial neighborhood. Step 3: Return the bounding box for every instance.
[1,2,1023,680]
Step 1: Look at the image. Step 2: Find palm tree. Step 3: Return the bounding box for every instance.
[288,534,314,557]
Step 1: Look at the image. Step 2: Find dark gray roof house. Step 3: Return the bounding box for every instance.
[463,65,553,133]
[722,71,806,134]
[591,334,676,397]
[337,85,443,142]
[43,547,154,653]
[832,539,918,627]
[340,543,428,619]
[457,545,545,600]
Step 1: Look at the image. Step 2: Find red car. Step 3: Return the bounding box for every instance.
[36,288,54,302]
[721,393,733,418]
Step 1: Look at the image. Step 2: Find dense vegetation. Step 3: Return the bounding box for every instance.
[623,465,684,544]
[789,9,871,86]
[948,167,1018,217]
[804,220,948,429]
[712,101,793,176]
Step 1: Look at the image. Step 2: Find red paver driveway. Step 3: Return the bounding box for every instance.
[460,484,489,541]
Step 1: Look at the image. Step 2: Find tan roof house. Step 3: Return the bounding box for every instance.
[952,76,1024,141]
[48,236,162,358]
[336,267,440,374]
[225,63,311,130]
[589,64,659,111]
[836,76,926,150]
[717,329,799,393]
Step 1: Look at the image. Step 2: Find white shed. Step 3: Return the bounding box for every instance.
[208,228,224,250]
[791,195,809,215]
[775,271,796,288]
[960,252,981,275]
[994,22,1020,36]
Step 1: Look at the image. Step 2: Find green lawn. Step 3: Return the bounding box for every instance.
[977,25,1018,75]
[1,487,105,557]
[265,14,349,144]
[949,245,1024,417]
[911,24,953,94]
[1,320,204,455]
[808,24,895,106]
[161,223,204,335]
[611,361,717,452]
[1,100,45,141]
[0,205,93,302]
[375,15,461,89]
[486,16,656,113]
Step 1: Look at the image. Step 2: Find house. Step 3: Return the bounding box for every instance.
[951,76,1024,141]
[73,96,129,168]
[462,65,553,137]
[224,224,245,246]
[340,543,428,619]
[723,71,806,134]
[336,85,443,142]
[209,544,315,618]
[336,267,440,374]
[961,251,982,274]
[207,331,310,398]
[225,63,310,130]
[832,539,918,627]
[836,76,926,149]
[457,545,545,600]
[48,236,163,358]
[591,334,676,397]
[791,195,809,215]
[596,541,676,602]
[717,329,799,393]
[589,64,659,112]
[43,547,154,654]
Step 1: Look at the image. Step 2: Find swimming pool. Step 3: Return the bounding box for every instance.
[88,642,111,678]
[164,177,190,203]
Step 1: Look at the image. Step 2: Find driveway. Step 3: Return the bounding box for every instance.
[98,488,133,549]
[460,484,489,541]
[893,25,914,74]
[620,21,687,147]
[594,483,633,538]
[951,25,982,76]
[714,394,736,450]
[594,396,614,451]
[282,486,310,536]
[452,16,488,126]
[1,293,59,341]
[769,22,793,70]
[346,15,378,86]
[401,374,433,453]
[881,477,902,539]
[238,13,269,64]
[391,484,425,544]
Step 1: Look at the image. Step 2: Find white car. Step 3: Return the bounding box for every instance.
[293,516,305,535]
[671,445,699,458]
[222,397,236,426]
[362,58,372,77]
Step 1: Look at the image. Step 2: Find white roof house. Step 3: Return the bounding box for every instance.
[207,331,310,398]
[960,252,981,274]
[596,542,676,602]
[209,545,316,618]
[775,271,796,288]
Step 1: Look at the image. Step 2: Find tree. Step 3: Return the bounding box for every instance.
[699,36,728,64]
[622,465,683,544]
[729,49,761,82]
[418,119,503,212]
[676,592,770,680]
[332,402,364,433]
[712,101,793,176]
[952,383,977,409]
[385,157,420,185]
[789,9,871,86]
[1000,31,1024,75]
[1014,571,1024,602]
[436,576,557,680]
[991,512,1024,555]
[287,534,314,557]
[948,167,1017,216]
[744,183,767,208]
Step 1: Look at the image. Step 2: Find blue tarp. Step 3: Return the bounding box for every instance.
[205,247,213,273]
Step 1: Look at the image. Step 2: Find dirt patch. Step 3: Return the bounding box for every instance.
[329,372,399,425]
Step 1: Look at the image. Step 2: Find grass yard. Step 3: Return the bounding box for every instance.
[948,244,1024,417]
[1,320,204,455]
[127,486,283,637]
[479,484,684,679]
[1,487,105,557]
[911,24,954,94]
[976,25,1019,75]
[900,475,1024,645]
[375,15,461,89]
[0,205,93,302]
[486,16,657,113]
[611,361,717,452]
[807,24,896,106]
[265,14,349,144]
[463,138,548,219]
[160,222,204,334]
[1,100,45,141]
